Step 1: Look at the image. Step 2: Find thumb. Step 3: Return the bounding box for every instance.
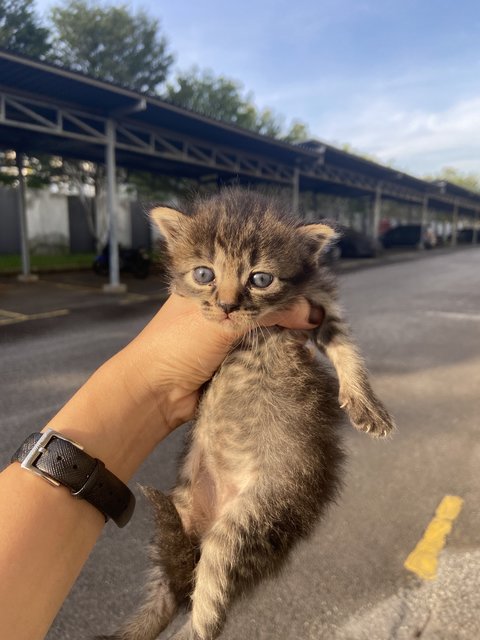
[261,299,324,330]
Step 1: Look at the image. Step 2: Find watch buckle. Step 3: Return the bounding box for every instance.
[20,428,84,487]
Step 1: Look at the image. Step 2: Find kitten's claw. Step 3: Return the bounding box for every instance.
[339,390,395,438]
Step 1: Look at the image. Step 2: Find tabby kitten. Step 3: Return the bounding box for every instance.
[99,189,394,640]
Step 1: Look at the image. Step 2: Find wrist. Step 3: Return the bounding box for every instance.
[46,352,171,482]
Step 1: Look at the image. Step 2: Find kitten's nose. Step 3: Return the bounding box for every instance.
[218,301,240,315]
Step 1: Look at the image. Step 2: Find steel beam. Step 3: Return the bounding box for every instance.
[2,88,480,215]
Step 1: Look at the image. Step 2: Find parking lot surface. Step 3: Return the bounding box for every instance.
[1,246,479,639]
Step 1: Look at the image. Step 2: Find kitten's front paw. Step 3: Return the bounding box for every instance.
[340,390,395,438]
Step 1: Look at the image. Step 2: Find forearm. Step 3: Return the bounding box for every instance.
[0,350,170,640]
[0,463,103,640]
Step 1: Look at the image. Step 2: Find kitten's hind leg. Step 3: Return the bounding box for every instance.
[172,500,291,640]
[313,299,395,437]
[96,487,195,640]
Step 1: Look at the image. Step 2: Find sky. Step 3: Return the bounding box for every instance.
[35,0,480,178]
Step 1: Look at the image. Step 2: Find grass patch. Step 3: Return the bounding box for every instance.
[0,253,95,273]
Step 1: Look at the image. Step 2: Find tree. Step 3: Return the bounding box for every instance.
[424,166,480,193]
[49,0,173,93]
[282,121,309,144]
[0,0,50,58]
[166,69,258,128]
[166,68,309,143]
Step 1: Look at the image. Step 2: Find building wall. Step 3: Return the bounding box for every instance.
[0,186,137,254]
[95,188,131,248]
[27,189,69,253]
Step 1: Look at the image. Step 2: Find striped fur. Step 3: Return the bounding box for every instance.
[99,188,394,640]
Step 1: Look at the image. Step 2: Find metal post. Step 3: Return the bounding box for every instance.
[421,196,429,228]
[16,153,38,282]
[451,200,458,246]
[421,196,430,247]
[103,118,126,293]
[292,166,300,216]
[473,210,479,244]
[442,216,448,244]
[371,182,382,239]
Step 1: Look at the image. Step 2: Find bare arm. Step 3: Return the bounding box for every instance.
[0,294,319,640]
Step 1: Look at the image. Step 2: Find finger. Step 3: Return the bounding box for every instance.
[262,299,324,330]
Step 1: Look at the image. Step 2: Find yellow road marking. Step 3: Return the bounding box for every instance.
[0,308,28,320]
[0,309,69,326]
[404,495,464,580]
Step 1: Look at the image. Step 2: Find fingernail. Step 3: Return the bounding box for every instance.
[308,305,324,325]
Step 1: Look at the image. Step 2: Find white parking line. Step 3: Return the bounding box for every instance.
[424,311,480,322]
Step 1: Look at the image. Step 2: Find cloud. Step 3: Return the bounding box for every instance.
[316,95,480,175]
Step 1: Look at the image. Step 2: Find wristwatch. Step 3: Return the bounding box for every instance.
[11,429,136,527]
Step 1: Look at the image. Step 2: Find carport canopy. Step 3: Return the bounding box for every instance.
[1,48,480,286]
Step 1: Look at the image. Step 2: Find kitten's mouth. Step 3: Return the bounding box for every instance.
[201,307,258,329]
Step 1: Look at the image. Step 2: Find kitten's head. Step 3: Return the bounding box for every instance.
[151,189,336,328]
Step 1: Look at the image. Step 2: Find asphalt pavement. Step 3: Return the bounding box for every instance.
[1,246,479,640]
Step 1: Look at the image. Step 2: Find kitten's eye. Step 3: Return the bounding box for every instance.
[193,266,215,284]
[249,272,274,288]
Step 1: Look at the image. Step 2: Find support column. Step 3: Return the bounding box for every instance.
[292,166,300,216]
[371,182,382,239]
[473,210,479,244]
[16,153,38,283]
[421,196,429,228]
[451,200,458,247]
[421,196,431,247]
[103,118,126,293]
[442,216,448,244]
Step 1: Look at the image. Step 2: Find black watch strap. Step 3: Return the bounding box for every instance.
[11,430,135,527]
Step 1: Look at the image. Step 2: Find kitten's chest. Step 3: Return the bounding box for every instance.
[192,329,310,461]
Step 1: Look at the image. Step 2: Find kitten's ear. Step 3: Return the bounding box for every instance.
[150,206,187,243]
[298,223,338,256]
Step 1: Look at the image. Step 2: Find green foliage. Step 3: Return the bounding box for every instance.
[0,252,95,273]
[127,170,197,202]
[166,68,309,142]
[166,69,258,128]
[0,0,50,58]
[282,121,310,144]
[49,0,173,93]
[424,166,480,193]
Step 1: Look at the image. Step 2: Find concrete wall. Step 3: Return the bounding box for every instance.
[0,186,138,254]
[95,188,131,248]
[27,189,69,254]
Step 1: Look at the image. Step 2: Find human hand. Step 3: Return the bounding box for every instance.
[118,294,324,433]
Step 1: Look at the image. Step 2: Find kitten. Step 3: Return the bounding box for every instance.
[99,189,394,640]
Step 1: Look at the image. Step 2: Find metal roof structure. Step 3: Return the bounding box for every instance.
[1,48,479,286]
[2,48,480,208]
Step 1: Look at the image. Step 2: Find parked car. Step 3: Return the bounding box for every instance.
[324,225,380,262]
[456,228,480,244]
[337,226,381,258]
[93,245,151,279]
[380,224,437,249]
